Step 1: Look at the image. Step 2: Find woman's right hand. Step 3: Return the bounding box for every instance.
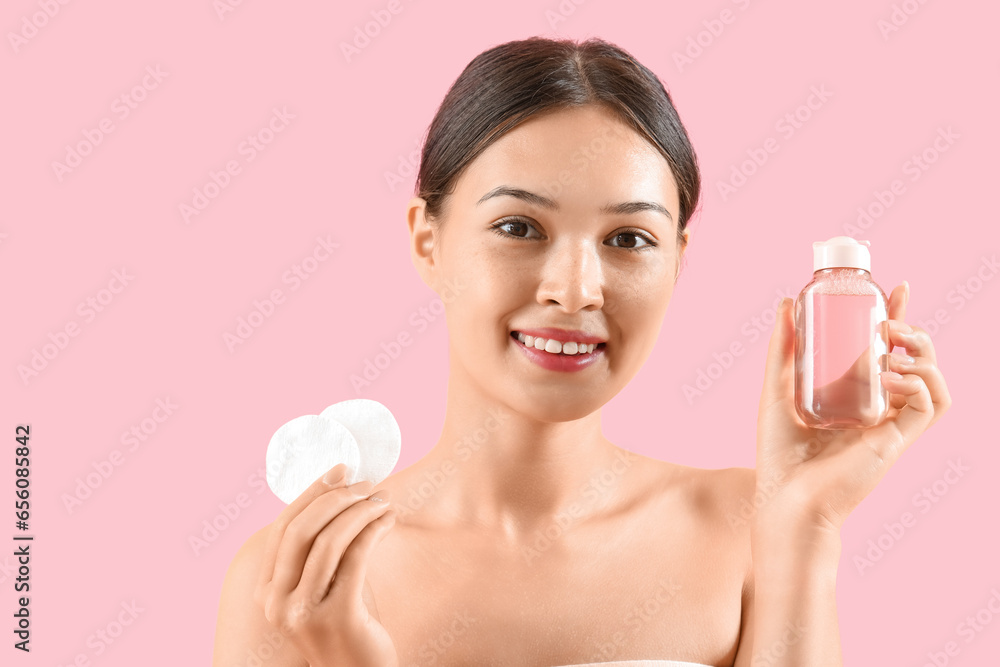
[253,463,399,667]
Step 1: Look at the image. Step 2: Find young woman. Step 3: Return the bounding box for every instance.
[213,37,951,667]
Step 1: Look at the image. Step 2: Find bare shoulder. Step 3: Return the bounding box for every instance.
[212,522,308,667]
[642,461,755,569]
[713,466,757,508]
[699,467,756,599]
[701,465,757,534]
[701,467,757,667]
[223,522,271,597]
[642,457,756,517]
[640,460,755,635]
[684,466,757,632]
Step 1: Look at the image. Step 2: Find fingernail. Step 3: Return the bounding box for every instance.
[881,370,903,381]
[891,352,916,366]
[322,466,347,486]
[369,489,392,504]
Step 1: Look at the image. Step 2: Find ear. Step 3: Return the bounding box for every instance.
[407,196,441,292]
[675,226,691,278]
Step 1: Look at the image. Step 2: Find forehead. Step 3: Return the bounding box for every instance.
[454,105,680,218]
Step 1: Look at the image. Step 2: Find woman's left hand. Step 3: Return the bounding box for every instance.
[753,281,952,534]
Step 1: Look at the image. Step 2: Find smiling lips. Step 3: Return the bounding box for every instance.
[511,331,600,355]
[509,330,606,373]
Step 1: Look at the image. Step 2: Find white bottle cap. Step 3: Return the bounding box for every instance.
[813,236,871,272]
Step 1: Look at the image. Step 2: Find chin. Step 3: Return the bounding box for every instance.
[507,391,606,423]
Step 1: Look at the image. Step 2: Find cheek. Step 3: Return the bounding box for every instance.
[444,249,522,332]
[453,243,537,300]
[606,260,675,348]
[606,254,675,307]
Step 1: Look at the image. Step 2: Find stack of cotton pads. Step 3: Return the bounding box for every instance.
[265,398,401,504]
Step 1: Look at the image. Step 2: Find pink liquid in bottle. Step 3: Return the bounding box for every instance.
[794,238,890,429]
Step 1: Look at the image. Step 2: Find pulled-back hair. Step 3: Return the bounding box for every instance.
[415,36,701,248]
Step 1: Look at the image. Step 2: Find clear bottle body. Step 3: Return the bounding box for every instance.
[793,268,890,429]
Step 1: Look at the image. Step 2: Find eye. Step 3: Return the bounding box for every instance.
[489,218,659,253]
[607,228,658,252]
[490,217,542,241]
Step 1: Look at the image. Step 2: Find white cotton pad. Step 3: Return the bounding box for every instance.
[319,399,401,487]
[265,414,361,504]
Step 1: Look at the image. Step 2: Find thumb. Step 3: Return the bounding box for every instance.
[758,297,796,416]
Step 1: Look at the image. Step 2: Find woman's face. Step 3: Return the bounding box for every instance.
[408,104,686,422]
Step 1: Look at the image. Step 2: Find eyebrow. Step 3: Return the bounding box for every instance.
[476,185,673,222]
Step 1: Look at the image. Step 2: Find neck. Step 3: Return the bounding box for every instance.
[414,370,637,543]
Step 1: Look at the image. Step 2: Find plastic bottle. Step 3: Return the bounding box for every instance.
[793,236,890,429]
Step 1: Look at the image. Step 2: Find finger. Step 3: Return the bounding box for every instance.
[885,351,953,429]
[758,297,796,419]
[860,370,934,468]
[889,390,908,410]
[324,508,398,614]
[887,281,908,323]
[295,489,394,606]
[887,321,938,367]
[269,479,375,599]
[885,282,908,358]
[256,463,354,605]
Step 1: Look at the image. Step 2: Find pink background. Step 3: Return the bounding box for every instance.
[3,0,998,664]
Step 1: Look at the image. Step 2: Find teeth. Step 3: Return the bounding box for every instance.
[515,332,598,355]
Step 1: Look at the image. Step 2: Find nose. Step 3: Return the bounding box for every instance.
[535,238,605,312]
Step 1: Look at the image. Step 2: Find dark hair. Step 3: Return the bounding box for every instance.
[415,36,700,248]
